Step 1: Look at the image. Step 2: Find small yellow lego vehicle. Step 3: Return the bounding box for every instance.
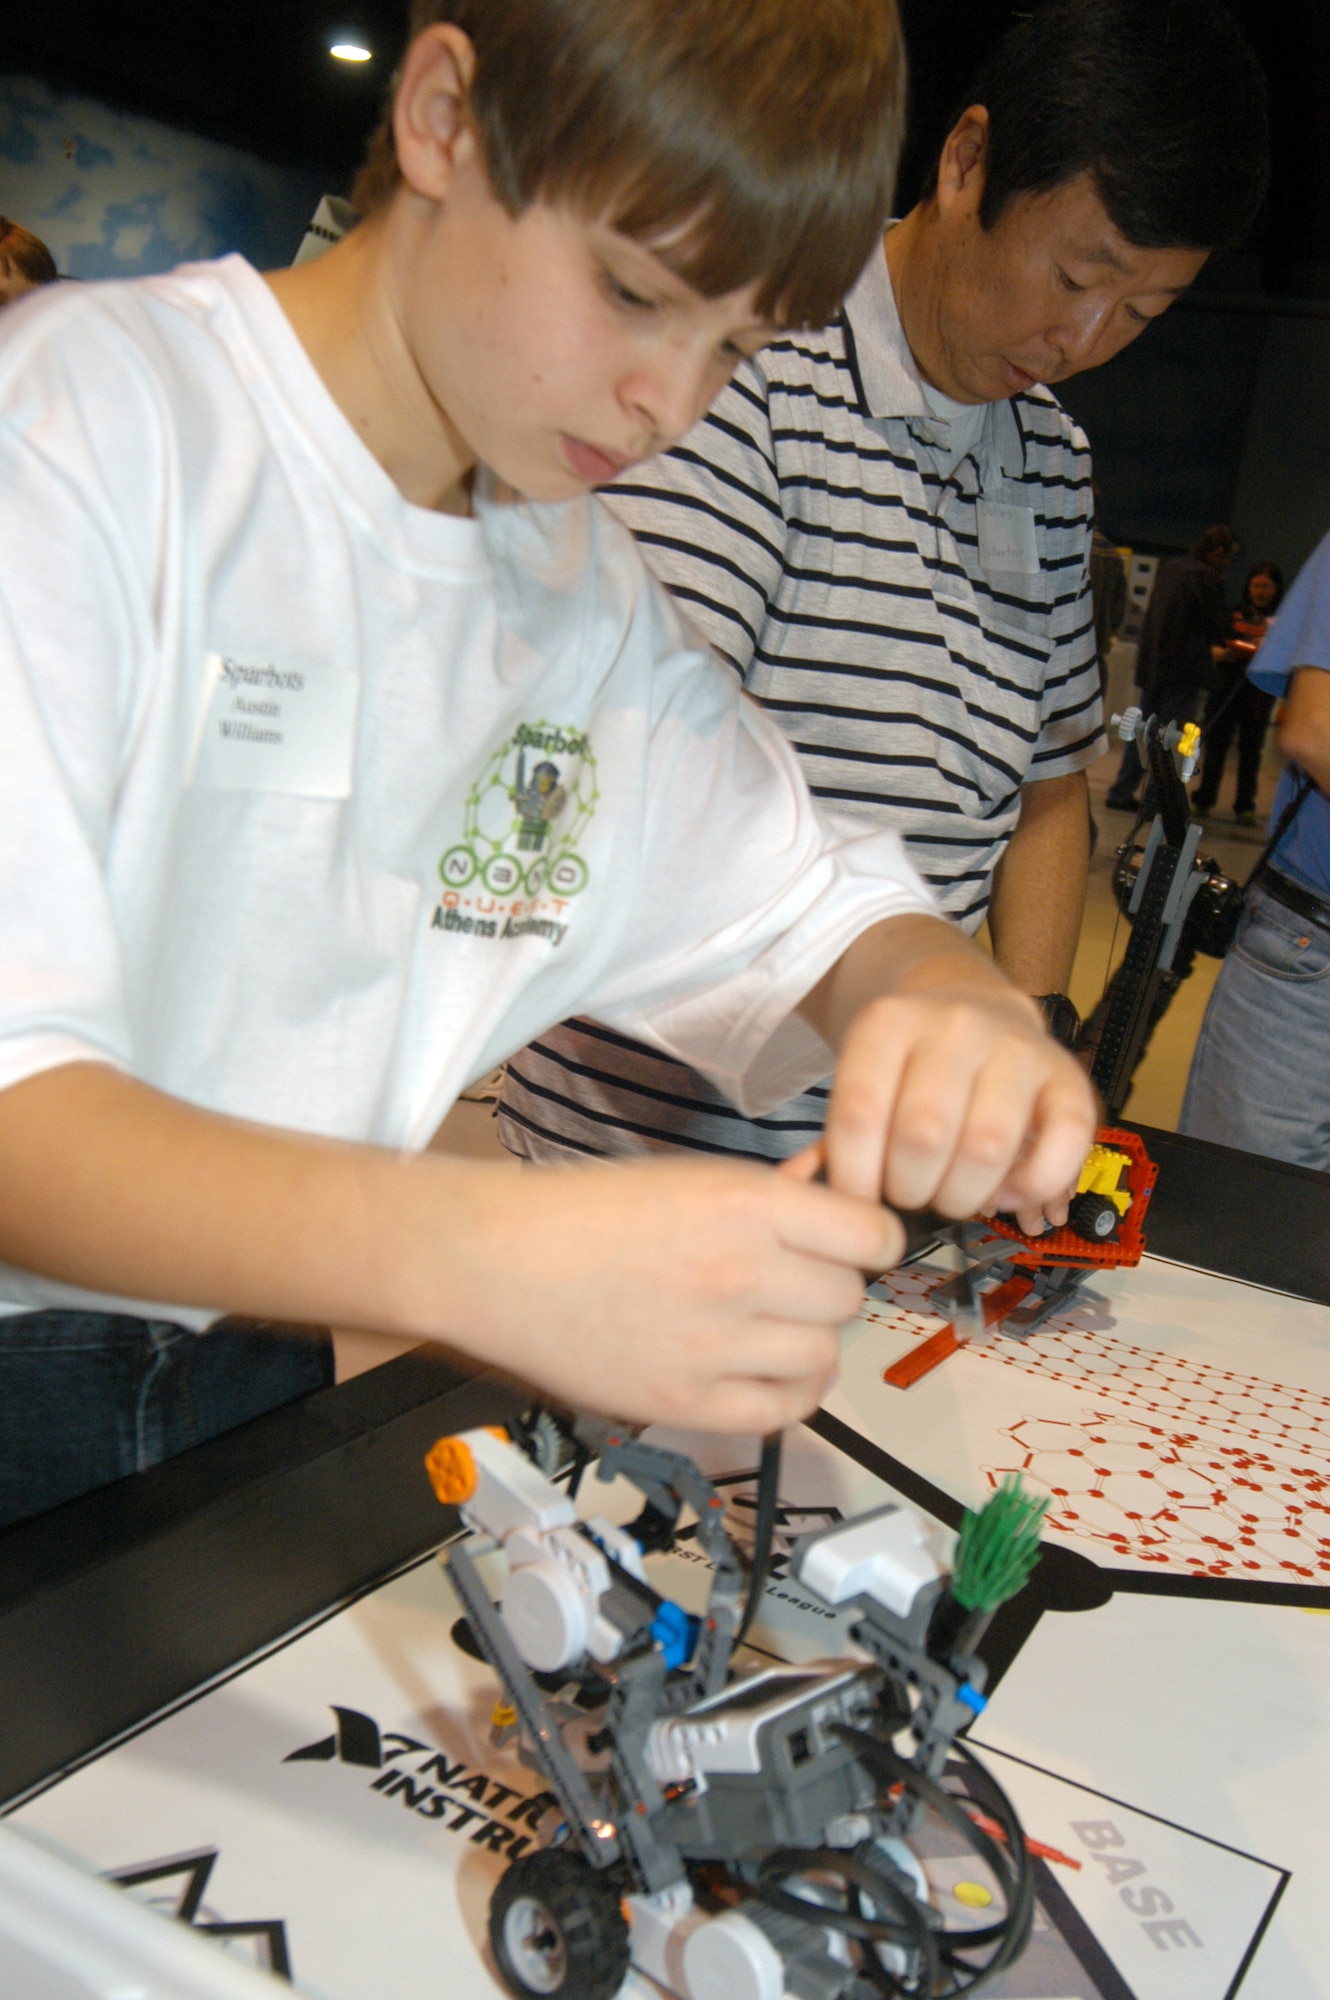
[1067,1143,1133,1242]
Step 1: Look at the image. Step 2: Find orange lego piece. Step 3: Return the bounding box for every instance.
[884,1274,1035,1389]
[425,1434,478,1506]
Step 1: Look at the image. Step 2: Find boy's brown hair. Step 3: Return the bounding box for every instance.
[0,219,57,288]
[353,0,906,329]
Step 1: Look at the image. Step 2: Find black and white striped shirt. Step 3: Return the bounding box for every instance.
[499,243,1102,1164]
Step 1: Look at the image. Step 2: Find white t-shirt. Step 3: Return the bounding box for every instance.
[0,256,937,1322]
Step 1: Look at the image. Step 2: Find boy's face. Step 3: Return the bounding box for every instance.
[395,164,779,502]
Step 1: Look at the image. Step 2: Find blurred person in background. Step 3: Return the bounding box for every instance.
[0,219,57,307]
[1105,523,1238,811]
[1191,559,1284,825]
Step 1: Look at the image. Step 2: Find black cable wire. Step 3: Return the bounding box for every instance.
[737,1432,782,1642]
[834,1727,1035,1996]
[937,1743,1035,1986]
[753,1846,941,1996]
[850,1880,906,2000]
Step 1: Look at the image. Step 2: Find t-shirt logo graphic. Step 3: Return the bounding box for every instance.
[511,754,567,853]
[440,721,599,899]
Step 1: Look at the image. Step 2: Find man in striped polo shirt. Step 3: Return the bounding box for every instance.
[500,0,1268,1169]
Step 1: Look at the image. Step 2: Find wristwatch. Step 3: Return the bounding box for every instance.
[1036,991,1082,1050]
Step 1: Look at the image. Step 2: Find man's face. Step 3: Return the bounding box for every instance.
[1249,571,1278,610]
[921,166,1207,405]
[396,162,779,502]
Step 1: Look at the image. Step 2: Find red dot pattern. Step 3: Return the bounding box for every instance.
[860,1268,1330,1581]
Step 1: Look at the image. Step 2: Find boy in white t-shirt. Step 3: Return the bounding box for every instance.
[0,0,1094,1524]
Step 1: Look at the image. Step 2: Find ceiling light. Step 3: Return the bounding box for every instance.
[330,41,372,62]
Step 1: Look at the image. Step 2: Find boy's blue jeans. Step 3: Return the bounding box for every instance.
[0,1313,334,1530]
[1180,881,1330,1169]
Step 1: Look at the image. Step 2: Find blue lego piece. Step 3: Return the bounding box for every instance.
[650,1600,699,1671]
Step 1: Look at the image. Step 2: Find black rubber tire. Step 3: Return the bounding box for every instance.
[489,1849,630,2000]
[1068,1192,1120,1242]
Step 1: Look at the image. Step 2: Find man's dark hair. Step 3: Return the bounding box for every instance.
[1191,524,1239,563]
[924,0,1268,252]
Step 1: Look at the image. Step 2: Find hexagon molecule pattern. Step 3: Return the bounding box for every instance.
[864,1265,1330,1581]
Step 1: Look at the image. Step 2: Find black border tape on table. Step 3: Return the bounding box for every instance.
[0,1350,524,1805]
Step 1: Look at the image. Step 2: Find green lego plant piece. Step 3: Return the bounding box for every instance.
[950,1475,1051,1613]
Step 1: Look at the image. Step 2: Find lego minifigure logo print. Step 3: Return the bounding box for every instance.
[439,721,599,902]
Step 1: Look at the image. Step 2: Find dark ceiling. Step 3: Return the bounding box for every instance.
[3,0,1330,290]
[0,0,411,175]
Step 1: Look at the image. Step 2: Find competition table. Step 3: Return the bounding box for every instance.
[2,1123,1328,1999]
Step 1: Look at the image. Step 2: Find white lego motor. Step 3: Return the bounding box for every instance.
[425,1427,647,1674]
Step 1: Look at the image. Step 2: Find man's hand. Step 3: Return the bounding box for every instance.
[797,915,1097,1230]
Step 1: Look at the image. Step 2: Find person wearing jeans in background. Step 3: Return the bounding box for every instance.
[1181,529,1330,1167]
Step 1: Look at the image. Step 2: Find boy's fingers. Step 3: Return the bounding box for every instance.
[700,1365,840,1436]
[820,1020,911,1203]
[778,1140,826,1184]
[746,1254,867,1332]
[723,1317,843,1384]
[921,1056,1050,1216]
[878,1023,1095,1217]
[878,1045,991,1214]
[990,1076,1097,1212]
[774,1179,904,1275]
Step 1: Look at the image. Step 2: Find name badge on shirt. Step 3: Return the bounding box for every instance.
[190,653,358,798]
[977,501,1040,576]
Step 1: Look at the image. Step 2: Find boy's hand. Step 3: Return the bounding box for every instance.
[451,1159,901,1435]
[798,915,1097,1231]
[0,1067,897,1441]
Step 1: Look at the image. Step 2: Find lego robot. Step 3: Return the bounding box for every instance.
[427,1421,1042,2000]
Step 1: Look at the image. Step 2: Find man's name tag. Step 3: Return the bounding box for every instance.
[978,500,1040,576]
[191,653,358,798]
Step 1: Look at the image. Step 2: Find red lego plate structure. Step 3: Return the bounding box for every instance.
[984,1126,1158,1272]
